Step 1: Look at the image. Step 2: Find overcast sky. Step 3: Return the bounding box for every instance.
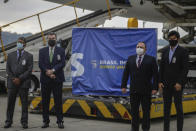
[0,0,164,39]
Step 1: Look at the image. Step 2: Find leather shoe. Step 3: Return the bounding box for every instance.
[58,122,64,129]
[42,122,49,128]
[22,123,28,129]
[4,123,12,128]
[130,128,139,131]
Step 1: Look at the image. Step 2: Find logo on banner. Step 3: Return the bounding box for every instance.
[91,60,97,68]
[71,53,84,77]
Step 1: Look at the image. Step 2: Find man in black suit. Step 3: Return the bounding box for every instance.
[159,31,189,131]
[121,42,158,131]
[5,37,33,129]
[39,32,65,129]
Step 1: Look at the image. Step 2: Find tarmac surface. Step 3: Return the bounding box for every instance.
[0,95,196,131]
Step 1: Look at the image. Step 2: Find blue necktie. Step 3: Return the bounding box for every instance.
[18,51,21,62]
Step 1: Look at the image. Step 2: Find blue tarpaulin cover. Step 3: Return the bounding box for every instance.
[72,28,157,96]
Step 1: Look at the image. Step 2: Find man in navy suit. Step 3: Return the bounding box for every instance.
[121,42,158,131]
[39,32,65,129]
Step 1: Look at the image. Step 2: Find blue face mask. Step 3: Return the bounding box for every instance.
[17,42,24,50]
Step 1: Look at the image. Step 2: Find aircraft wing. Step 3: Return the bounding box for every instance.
[44,0,196,23]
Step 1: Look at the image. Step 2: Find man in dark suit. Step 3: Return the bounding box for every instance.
[121,42,158,131]
[39,32,65,129]
[159,31,189,131]
[4,37,33,129]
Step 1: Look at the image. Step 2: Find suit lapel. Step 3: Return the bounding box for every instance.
[46,47,50,63]
[13,51,18,64]
[166,47,170,64]
[133,55,137,69]
[140,55,146,68]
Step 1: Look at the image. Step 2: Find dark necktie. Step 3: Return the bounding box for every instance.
[138,56,142,68]
[18,51,21,62]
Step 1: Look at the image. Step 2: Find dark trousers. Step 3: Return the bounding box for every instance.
[163,87,183,131]
[5,87,29,124]
[41,82,63,124]
[130,93,151,131]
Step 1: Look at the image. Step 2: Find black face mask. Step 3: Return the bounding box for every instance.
[169,40,178,47]
[48,40,56,47]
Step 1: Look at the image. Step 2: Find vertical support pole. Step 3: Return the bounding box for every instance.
[106,0,112,20]
[73,2,80,27]
[37,14,46,46]
[0,27,7,61]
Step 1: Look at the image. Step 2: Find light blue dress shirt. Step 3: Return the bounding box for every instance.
[169,44,178,63]
[17,50,24,60]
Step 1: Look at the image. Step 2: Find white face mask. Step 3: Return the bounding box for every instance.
[17,42,24,50]
[136,48,144,55]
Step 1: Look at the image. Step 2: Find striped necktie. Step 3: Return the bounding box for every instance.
[138,56,142,68]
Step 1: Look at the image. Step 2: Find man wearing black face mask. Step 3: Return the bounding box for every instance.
[159,31,189,131]
[39,32,65,129]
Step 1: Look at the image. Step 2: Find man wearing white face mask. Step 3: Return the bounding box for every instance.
[4,37,33,129]
[121,42,158,131]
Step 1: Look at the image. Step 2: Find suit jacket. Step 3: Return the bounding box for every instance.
[39,46,65,84]
[121,54,158,95]
[159,45,189,87]
[6,50,33,89]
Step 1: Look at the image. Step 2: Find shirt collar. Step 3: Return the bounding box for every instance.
[137,54,145,58]
[170,44,178,51]
[49,46,55,51]
[17,49,24,55]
